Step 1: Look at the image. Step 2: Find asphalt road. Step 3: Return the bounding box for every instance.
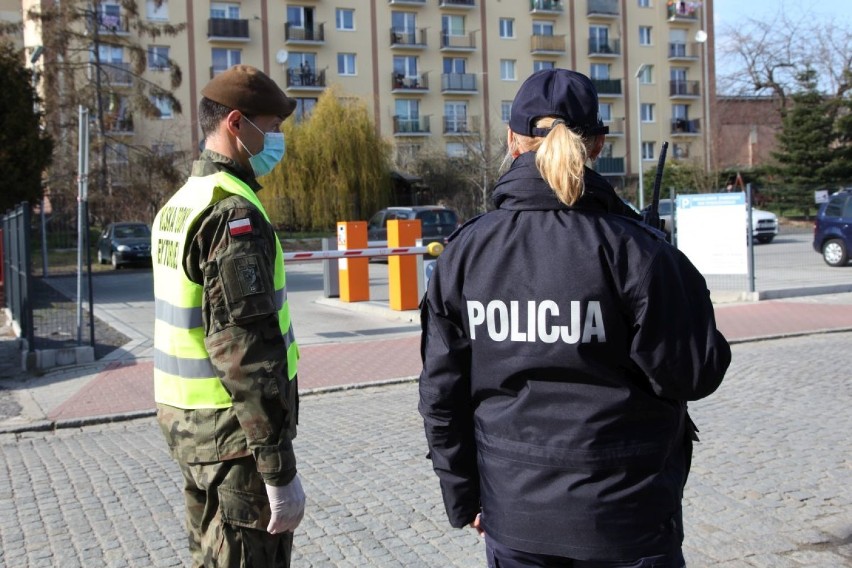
[1,332,850,567]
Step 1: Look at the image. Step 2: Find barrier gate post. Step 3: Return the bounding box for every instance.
[388,219,421,310]
[337,221,369,302]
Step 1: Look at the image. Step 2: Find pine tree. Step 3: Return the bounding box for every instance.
[0,41,54,212]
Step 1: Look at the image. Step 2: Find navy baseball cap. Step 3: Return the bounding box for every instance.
[509,68,608,137]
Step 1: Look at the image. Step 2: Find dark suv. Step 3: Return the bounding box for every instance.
[813,188,852,267]
[368,206,459,249]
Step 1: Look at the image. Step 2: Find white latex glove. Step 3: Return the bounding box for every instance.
[265,474,306,534]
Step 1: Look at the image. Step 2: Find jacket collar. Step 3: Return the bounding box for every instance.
[492,151,639,219]
[191,149,262,192]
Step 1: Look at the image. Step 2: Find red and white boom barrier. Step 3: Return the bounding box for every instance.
[283,241,444,262]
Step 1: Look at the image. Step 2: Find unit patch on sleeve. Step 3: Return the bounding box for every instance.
[234,255,265,296]
[228,217,253,237]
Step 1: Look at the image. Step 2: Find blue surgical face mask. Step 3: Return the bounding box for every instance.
[238,116,285,177]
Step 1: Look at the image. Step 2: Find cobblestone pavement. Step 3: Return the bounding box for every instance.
[1,333,850,567]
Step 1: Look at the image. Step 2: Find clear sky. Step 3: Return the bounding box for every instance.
[713,0,851,81]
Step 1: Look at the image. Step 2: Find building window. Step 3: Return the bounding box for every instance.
[394,56,418,79]
[600,142,613,159]
[210,2,240,19]
[293,98,317,121]
[534,60,555,72]
[639,26,652,45]
[641,141,655,161]
[391,11,416,34]
[337,53,356,76]
[146,0,168,20]
[638,0,651,6]
[599,103,612,122]
[501,101,512,123]
[499,18,514,38]
[590,63,610,80]
[533,21,554,36]
[336,8,354,31]
[212,48,241,75]
[152,95,173,119]
[445,101,468,133]
[589,25,609,52]
[443,57,466,74]
[638,64,653,84]
[147,45,169,70]
[500,59,516,81]
[442,14,465,36]
[641,103,655,122]
[446,142,467,158]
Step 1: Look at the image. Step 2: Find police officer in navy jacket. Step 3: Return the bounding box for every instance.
[419,68,731,567]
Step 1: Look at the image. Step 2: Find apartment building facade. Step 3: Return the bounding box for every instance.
[15,0,715,196]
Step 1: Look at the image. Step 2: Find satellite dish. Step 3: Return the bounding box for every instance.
[276,50,288,65]
[695,30,708,43]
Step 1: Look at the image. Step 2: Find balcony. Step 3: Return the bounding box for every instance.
[389,0,425,4]
[670,80,700,98]
[588,38,621,57]
[441,32,476,51]
[285,22,325,44]
[392,72,429,92]
[594,157,625,175]
[390,28,428,48]
[668,42,700,60]
[531,34,566,54]
[591,78,622,96]
[96,14,130,35]
[286,69,327,91]
[438,0,475,8]
[670,117,701,135]
[530,0,563,14]
[393,115,431,136]
[443,115,480,135]
[667,2,699,21]
[587,0,619,18]
[441,72,477,93]
[604,117,624,136]
[92,62,133,86]
[104,113,134,135]
[208,18,250,41]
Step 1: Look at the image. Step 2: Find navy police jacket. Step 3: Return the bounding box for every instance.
[419,152,730,561]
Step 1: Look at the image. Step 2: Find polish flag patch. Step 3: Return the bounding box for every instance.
[228,218,253,236]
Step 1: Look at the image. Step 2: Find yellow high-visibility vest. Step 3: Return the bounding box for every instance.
[151,171,298,409]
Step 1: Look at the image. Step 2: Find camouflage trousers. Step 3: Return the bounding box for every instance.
[180,455,293,568]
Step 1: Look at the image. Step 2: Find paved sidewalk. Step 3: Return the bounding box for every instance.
[2,292,852,434]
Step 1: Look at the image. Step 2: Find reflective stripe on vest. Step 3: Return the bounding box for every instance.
[151,171,299,410]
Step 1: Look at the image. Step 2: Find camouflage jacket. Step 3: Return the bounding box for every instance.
[156,149,298,487]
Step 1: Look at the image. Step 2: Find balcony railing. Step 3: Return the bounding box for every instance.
[393,115,431,135]
[96,14,130,34]
[390,28,428,47]
[671,117,701,134]
[441,32,476,50]
[670,80,700,97]
[531,34,566,53]
[389,0,425,4]
[104,113,134,134]
[443,115,480,134]
[592,78,622,95]
[441,72,477,92]
[668,42,700,59]
[588,38,621,56]
[286,69,327,89]
[530,0,563,13]
[208,18,250,40]
[94,62,133,86]
[667,2,699,20]
[439,0,475,7]
[392,72,429,91]
[604,117,624,135]
[285,22,325,43]
[587,0,619,17]
[594,157,625,174]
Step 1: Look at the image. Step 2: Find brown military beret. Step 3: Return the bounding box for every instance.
[201,64,296,119]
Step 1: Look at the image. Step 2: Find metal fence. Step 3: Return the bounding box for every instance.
[2,203,34,348]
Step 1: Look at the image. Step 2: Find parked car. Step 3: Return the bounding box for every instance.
[645,198,778,243]
[96,222,152,269]
[367,206,460,253]
[813,188,852,267]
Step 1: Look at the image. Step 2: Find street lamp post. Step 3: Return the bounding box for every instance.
[635,64,650,211]
[696,20,710,171]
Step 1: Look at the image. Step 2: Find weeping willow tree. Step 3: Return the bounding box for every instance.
[261,86,393,231]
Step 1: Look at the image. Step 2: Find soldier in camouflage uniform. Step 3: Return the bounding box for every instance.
[151,65,304,567]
